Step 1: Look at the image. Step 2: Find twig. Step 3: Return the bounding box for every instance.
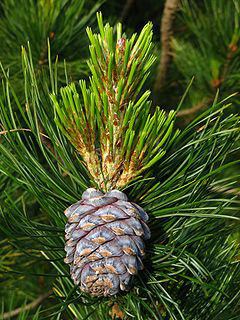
[177,97,212,117]
[38,124,56,155]
[38,33,55,65]
[0,127,66,168]
[0,125,55,155]
[0,128,50,140]
[153,0,180,104]
[2,290,52,319]
[211,186,240,197]
[176,35,237,119]
[120,0,135,22]
[176,44,235,119]
[220,44,238,86]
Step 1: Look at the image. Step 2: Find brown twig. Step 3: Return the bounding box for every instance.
[0,127,66,168]
[211,186,240,197]
[176,40,237,120]
[120,0,135,22]
[0,128,50,140]
[38,124,56,155]
[220,44,238,86]
[177,97,212,117]
[2,290,52,319]
[0,123,56,155]
[0,127,55,155]
[153,0,180,104]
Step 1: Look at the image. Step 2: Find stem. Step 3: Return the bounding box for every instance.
[219,44,237,87]
[38,124,55,155]
[177,98,212,117]
[0,128,49,140]
[153,0,180,104]
[2,290,52,319]
[176,42,236,120]
[211,186,240,197]
[120,0,135,21]
[176,37,237,120]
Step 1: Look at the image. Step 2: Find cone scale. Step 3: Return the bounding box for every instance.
[64,188,150,296]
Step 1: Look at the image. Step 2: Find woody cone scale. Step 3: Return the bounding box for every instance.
[64,188,150,296]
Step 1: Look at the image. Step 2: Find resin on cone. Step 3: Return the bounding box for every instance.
[64,188,150,296]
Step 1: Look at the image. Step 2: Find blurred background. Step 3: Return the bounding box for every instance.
[0,0,239,319]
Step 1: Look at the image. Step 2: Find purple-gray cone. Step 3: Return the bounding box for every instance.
[64,188,150,297]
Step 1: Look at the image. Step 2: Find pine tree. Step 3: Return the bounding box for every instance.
[0,5,240,320]
[159,0,240,118]
[0,0,101,316]
[0,0,101,95]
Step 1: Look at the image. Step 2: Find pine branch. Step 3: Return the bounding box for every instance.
[2,290,52,320]
[0,11,240,320]
[177,97,213,117]
[52,13,177,191]
[153,0,180,104]
[38,124,55,155]
[0,128,49,140]
[175,43,235,120]
[219,43,238,87]
[120,0,135,22]
[211,186,240,197]
[172,0,240,115]
[0,0,102,95]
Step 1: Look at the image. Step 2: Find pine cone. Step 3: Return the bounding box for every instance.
[64,188,150,297]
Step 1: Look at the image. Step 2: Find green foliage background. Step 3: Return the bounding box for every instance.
[0,0,239,319]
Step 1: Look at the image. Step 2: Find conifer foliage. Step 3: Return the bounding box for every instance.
[0,0,101,92]
[51,16,177,297]
[51,14,177,191]
[0,4,239,320]
[173,0,240,112]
